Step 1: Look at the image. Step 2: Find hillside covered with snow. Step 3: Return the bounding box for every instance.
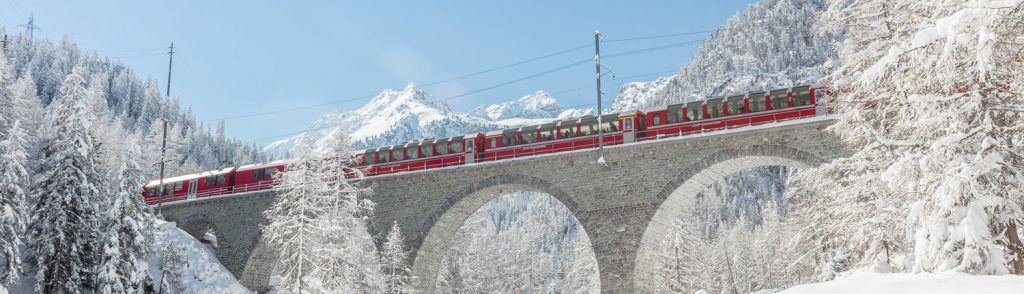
[609,0,836,112]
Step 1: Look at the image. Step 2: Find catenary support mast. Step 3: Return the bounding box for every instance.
[595,31,606,165]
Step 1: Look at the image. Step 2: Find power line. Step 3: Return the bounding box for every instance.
[249,68,682,146]
[202,38,701,124]
[603,30,713,43]
[418,43,591,88]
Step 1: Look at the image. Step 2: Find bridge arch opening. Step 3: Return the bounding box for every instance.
[411,175,599,292]
[178,213,222,249]
[634,147,824,292]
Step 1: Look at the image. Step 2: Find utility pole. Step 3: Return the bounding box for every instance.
[166,42,175,96]
[594,31,606,166]
[156,120,169,217]
[21,15,40,41]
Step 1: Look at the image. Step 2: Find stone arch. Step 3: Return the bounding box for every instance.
[632,145,825,291]
[239,236,276,293]
[177,213,222,248]
[409,174,594,291]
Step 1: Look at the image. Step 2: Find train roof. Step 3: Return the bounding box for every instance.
[145,165,237,187]
[237,159,293,171]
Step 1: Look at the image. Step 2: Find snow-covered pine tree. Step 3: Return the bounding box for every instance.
[789,0,1024,276]
[0,44,29,289]
[316,126,382,291]
[28,66,104,293]
[96,140,154,294]
[263,134,332,293]
[264,126,382,293]
[563,229,599,294]
[380,222,410,293]
[0,119,31,288]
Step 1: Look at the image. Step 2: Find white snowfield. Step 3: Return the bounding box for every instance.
[149,220,251,294]
[778,272,1024,294]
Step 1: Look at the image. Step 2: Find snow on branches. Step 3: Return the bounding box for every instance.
[790,0,1024,277]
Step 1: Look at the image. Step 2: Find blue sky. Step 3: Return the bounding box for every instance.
[0,1,754,144]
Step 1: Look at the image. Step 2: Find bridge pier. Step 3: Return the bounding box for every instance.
[160,118,848,293]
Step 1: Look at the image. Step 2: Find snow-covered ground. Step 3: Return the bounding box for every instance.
[779,272,1024,294]
[149,220,250,294]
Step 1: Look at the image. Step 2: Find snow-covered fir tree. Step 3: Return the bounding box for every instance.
[436,193,598,292]
[788,0,1024,277]
[655,166,810,293]
[28,66,104,293]
[96,140,154,293]
[380,222,411,293]
[263,126,383,293]
[0,47,30,289]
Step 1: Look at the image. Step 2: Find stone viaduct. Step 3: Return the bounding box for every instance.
[161,117,849,293]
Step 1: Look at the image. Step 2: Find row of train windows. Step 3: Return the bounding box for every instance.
[252,167,276,181]
[147,182,183,196]
[501,121,619,147]
[652,89,813,125]
[365,142,465,165]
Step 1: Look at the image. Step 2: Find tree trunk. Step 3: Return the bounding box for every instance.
[1008,220,1024,275]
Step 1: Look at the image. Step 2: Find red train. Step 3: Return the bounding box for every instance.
[144,85,826,205]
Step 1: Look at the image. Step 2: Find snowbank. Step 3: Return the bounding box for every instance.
[779,272,1024,294]
[149,220,251,293]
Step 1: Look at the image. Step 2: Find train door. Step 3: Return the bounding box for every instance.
[622,116,635,143]
[187,178,198,200]
[464,139,476,164]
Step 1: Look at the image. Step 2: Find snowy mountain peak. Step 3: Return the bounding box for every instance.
[264,87,593,157]
[361,84,452,115]
[470,90,582,121]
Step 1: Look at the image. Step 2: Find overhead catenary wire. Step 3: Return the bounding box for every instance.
[202,38,701,125]
[249,68,683,145]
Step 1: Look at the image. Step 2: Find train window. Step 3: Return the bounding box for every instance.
[406,147,418,160]
[379,150,390,163]
[422,145,433,157]
[206,176,220,187]
[707,98,725,118]
[750,92,769,112]
[667,104,683,123]
[624,118,633,130]
[727,95,745,115]
[465,140,473,151]
[793,86,812,106]
[686,101,703,121]
[365,152,376,165]
[539,128,556,142]
[436,142,448,155]
[652,114,661,126]
[393,148,405,161]
[147,187,157,197]
[769,89,788,110]
[174,182,182,191]
[521,129,537,144]
[163,184,174,195]
[489,138,497,148]
[451,139,464,153]
[601,120,618,132]
[501,130,518,146]
[559,125,576,138]
[580,122,598,136]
